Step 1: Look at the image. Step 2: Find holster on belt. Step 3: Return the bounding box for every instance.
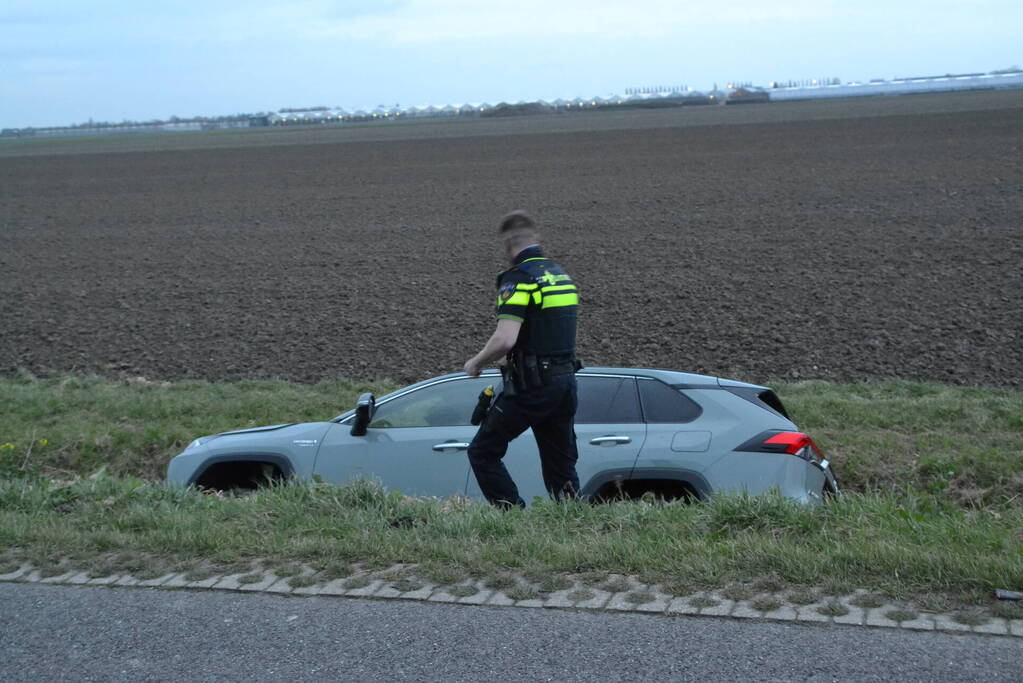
[505,350,582,393]
[521,351,543,390]
[500,363,518,398]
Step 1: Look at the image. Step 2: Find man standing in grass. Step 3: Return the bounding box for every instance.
[463,211,581,507]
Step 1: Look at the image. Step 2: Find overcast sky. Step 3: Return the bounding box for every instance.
[1,1,1020,128]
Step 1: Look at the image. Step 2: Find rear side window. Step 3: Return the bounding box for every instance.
[721,386,790,419]
[638,378,702,423]
[576,377,642,424]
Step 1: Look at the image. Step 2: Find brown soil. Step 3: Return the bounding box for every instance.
[1,92,1021,387]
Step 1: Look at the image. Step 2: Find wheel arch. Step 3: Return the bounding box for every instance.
[581,467,712,502]
[188,453,295,488]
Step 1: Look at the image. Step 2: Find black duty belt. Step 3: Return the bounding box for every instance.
[503,353,582,395]
[540,357,578,376]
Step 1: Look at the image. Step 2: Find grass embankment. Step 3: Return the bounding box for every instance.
[0,478,1020,610]
[0,376,391,481]
[2,376,1020,505]
[1,376,1021,606]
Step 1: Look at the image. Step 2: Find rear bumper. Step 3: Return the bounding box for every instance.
[702,451,832,504]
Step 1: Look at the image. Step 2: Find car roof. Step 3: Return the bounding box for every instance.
[333,367,768,420]
[401,367,766,389]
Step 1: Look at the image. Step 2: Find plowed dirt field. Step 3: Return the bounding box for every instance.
[2,91,1021,387]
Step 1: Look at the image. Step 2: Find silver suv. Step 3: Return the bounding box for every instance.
[167,368,839,503]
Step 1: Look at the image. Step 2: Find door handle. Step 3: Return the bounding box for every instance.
[589,435,632,446]
[432,441,470,452]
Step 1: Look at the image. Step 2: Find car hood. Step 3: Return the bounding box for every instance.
[199,421,333,457]
[216,423,295,437]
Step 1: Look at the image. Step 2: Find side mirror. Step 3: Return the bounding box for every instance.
[350,393,376,437]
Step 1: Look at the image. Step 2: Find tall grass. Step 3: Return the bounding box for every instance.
[779,380,1023,507]
[2,376,1019,506]
[1,476,1019,602]
[0,375,391,481]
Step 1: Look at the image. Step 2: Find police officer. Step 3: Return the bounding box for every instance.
[463,211,581,507]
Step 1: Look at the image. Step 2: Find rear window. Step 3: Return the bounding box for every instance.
[576,376,642,424]
[638,378,702,423]
[721,386,790,419]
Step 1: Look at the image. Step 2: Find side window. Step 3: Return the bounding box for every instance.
[638,378,702,424]
[369,378,491,428]
[576,377,642,424]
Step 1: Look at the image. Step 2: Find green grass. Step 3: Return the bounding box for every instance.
[1,375,1020,607]
[506,585,542,601]
[817,600,850,617]
[1,476,1020,606]
[390,579,423,593]
[751,596,783,612]
[0,375,391,481]
[785,589,818,606]
[721,584,754,601]
[1,377,1019,506]
[850,593,885,609]
[624,591,656,605]
[778,380,1023,507]
[951,610,989,626]
[448,584,479,598]
[751,575,786,593]
[992,601,1023,620]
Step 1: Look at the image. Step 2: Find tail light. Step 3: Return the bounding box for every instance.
[735,430,823,463]
[736,430,841,498]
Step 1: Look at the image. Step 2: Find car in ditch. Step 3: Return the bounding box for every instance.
[166,367,840,504]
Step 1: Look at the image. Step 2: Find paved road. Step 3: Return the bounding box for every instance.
[1,583,1020,682]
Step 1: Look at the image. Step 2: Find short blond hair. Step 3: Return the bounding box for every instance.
[498,210,536,234]
[498,210,539,253]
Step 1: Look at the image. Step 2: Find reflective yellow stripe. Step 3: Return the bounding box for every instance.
[501,291,530,306]
[532,291,542,304]
[540,284,576,294]
[541,292,579,308]
[515,283,538,291]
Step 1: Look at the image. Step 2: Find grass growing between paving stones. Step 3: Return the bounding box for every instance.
[786,589,818,606]
[751,596,784,612]
[886,609,919,623]
[448,585,479,598]
[2,377,1021,507]
[1,476,1021,610]
[818,600,850,617]
[850,593,886,609]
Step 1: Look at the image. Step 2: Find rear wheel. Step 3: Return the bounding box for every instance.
[591,478,700,504]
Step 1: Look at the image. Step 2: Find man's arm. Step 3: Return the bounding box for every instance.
[464,318,521,377]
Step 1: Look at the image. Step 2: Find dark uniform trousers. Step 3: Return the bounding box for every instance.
[467,372,580,508]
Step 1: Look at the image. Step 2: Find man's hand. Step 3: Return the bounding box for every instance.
[463,357,482,377]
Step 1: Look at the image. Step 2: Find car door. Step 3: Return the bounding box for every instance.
[573,374,647,494]
[313,376,492,498]
[629,377,710,488]
[464,373,646,502]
